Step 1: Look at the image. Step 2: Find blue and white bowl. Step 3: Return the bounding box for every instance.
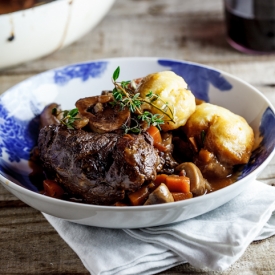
[0,57,274,228]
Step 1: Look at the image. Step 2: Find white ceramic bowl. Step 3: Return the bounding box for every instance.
[0,57,275,228]
[0,0,115,69]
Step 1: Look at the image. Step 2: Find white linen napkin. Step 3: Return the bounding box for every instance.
[43,180,275,275]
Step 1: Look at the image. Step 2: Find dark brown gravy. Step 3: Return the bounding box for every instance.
[207,173,240,193]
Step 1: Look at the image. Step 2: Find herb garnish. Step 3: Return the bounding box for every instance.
[58,108,80,129]
[111,66,175,133]
[53,67,175,133]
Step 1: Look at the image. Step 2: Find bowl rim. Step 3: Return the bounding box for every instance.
[0,56,274,212]
[0,0,67,16]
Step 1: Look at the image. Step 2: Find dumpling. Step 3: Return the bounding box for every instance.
[138,71,196,131]
[183,102,254,166]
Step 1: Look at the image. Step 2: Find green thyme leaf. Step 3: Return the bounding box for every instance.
[113,88,124,101]
[121,80,131,89]
[68,108,79,117]
[122,121,142,134]
[57,108,80,130]
[146,91,153,98]
[113,66,120,81]
[130,127,141,133]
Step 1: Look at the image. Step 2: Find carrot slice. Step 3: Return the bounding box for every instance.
[43,179,64,198]
[153,141,168,152]
[128,186,149,206]
[165,175,190,193]
[146,125,162,144]
[172,192,193,201]
[154,174,168,187]
[146,126,167,152]
[199,148,213,163]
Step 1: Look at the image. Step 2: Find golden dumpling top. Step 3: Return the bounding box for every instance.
[138,71,196,131]
[183,103,255,165]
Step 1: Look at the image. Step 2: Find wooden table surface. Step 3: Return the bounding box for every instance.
[1,0,275,274]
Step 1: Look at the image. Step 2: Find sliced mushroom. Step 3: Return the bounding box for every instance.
[40,103,60,128]
[75,95,130,133]
[175,162,208,196]
[72,114,89,129]
[144,183,174,205]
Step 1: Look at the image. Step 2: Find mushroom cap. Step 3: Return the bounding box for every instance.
[40,103,60,128]
[175,162,207,196]
[76,95,130,133]
[144,183,174,205]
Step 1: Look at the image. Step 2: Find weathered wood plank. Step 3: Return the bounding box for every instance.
[0,184,18,201]
[111,0,224,16]
[0,203,89,274]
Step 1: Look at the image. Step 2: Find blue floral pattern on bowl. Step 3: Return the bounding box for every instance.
[240,107,275,179]
[158,59,233,102]
[0,100,39,162]
[54,61,108,85]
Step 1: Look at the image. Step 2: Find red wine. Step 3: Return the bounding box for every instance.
[224,1,275,54]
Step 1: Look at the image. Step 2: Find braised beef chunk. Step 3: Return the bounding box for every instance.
[105,133,158,190]
[38,125,159,205]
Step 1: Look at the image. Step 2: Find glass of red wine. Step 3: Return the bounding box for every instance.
[224,0,275,54]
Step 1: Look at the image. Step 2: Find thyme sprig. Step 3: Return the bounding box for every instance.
[53,108,80,129]
[122,118,141,134]
[111,66,175,133]
[52,67,175,133]
[145,91,175,120]
[138,111,164,129]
